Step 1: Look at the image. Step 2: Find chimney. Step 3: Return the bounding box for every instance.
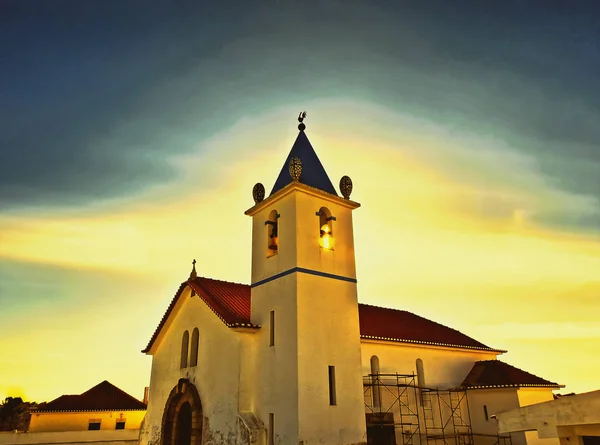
[143,387,149,405]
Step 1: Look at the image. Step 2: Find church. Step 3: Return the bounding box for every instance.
[138,114,563,445]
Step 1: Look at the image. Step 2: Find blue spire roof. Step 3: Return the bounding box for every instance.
[269,131,338,197]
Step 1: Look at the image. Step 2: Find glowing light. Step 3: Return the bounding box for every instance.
[320,224,333,249]
[269,235,278,251]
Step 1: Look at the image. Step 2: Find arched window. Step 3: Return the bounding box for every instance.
[318,207,334,250]
[370,355,381,409]
[416,358,425,388]
[180,331,189,369]
[266,210,279,256]
[416,358,426,405]
[190,328,199,367]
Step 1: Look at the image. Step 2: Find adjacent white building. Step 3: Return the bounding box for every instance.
[495,390,600,445]
[138,116,563,445]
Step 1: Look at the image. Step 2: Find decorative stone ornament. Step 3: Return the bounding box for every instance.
[340,175,353,199]
[252,183,265,204]
[289,156,302,181]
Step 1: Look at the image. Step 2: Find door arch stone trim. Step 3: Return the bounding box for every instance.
[161,379,203,445]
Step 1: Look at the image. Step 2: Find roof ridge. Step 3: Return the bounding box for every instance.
[358,302,408,312]
[193,276,250,287]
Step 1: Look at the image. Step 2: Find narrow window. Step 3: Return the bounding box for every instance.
[269,311,275,346]
[190,328,199,367]
[180,330,189,368]
[370,355,381,408]
[266,210,279,256]
[416,358,425,405]
[318,207,334,250]
[268,413,274,445]
[483,405,489,421]
[115,421,126,430]
[88,421,101,430]
[328,366,337,405]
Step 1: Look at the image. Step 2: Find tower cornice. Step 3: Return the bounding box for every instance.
[244,181,360,217]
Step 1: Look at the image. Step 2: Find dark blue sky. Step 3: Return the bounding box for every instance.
[2,0,600,226]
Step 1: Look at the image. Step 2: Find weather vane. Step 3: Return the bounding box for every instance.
[298,111,307,131]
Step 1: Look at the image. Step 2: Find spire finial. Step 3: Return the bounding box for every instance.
[298,111,307,131]
[189,259,197,280]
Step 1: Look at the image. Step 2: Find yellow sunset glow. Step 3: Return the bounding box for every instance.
[1,100,598,402]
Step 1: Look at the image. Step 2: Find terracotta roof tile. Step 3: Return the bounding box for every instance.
[39,381,147,412]
[143,276,500,353]
[189,277,252,325]
[461,360,562,388]
[358,303,501,351]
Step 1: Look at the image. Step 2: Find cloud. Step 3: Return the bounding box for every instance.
[2,0,599,216]
[1,99,599,287]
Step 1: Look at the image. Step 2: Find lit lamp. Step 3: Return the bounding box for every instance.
[320,224,332,249]
[269,224,278,251]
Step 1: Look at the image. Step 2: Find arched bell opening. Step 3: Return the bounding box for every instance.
[266,210,279,256]
[318,207,335,250]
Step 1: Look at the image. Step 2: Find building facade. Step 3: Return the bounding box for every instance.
[29,381,147,433]
[139,117,562,445]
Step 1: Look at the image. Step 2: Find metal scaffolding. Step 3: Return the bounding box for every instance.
[363,373,512,445]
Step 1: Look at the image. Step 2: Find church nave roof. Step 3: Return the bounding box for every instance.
[143,276,503,354]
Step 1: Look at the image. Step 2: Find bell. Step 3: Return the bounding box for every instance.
[320,224,332,249]
[269,226,278,251]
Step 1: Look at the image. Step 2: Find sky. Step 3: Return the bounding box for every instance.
[1,0,599,403]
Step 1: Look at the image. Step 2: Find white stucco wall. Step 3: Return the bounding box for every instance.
[360,340,498,389]
[466,388,524,445]
[251,274,300,445]
[248,184,366,445]
[465,388,559,445]
[496,390,600,445]
[250,190,298,286]
[139,286,248,445]
[296,275,366,445]
[517,389,561,445]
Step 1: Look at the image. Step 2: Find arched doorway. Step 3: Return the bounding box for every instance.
[175,403,192,445]
[161,379,203,445]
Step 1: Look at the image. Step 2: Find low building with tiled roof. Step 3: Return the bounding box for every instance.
[462,360,562,389]
[138,116,563,445]
[29,381,147,433]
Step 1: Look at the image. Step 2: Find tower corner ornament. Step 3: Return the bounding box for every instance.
[340,176,353,199]
[252,183,265,204]
[298,111,307,131]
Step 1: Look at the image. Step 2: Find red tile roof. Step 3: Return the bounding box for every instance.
[461,360,563,389]
[39,381,147,412]
[143,276,502,353]
[358,303,500,351]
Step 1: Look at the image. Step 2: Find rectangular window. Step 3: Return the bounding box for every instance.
[116,421,126,430]
[483,405,489,421]
[269,310,275,346]
[268,413,274,445]
[328,366,337,406]
[88,421,101,430]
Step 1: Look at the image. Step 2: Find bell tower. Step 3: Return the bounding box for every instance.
[245,113,367,445]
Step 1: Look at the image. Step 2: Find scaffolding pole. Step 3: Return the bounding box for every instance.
[363,374,512,445]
